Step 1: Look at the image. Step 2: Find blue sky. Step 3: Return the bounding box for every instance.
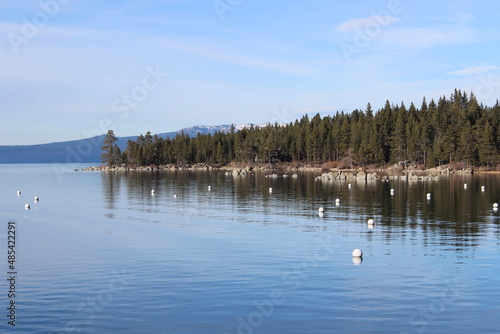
[1,0,500,145]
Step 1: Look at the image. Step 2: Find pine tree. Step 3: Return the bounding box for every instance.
[390,103,407,163]
[376,100,393,163]
[478,121,498,166]
[406,102,419,162]
[359,103,375,164]
[101,130,121,166]
[338,116,351,160]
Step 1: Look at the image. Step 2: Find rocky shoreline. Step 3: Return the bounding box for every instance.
[78,162,481,181]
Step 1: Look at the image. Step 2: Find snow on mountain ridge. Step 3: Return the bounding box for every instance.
[176,123,282,135]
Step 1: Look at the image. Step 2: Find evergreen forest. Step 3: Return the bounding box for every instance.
[102,90,500,168]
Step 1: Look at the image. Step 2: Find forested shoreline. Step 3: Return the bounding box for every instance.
[101,90,500,169]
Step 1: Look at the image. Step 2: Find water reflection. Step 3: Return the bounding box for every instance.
[100,170,500,250]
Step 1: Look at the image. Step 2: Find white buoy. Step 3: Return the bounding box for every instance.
[335,198,340,204]
[367,218,374,225]
[269,187,273,193]
[173,194,177,198]
[34,196,39,202]
[348,183,352,189]
[426,193,431,199]
[318,207,324,213]
[464,183,468,189]
[481,186,485,192]
[352,248,363,258]
[494,203,499,209]
[151,189,155,194]
[17,190,21,196]
[25,203,30,210]
[208,186,212,191]
[390,188,395,195]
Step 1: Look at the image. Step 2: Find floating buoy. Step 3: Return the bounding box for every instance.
[390,189,395,195]
[426,193,431,199]
[348,183,352,189]
[352,248,363,258]
[494,203,499,209]
[269,187,272,193]
[318,207,324,213]
[151,189,155,194]
[25,203,30,210]
[481,186,485,192]
[173,194,177,198]
[17,190,21,196]
[208,186,212,191]
[464,183,468,189]
[367,218,374,225]
[335,198,340,205]
[34,196,39,202]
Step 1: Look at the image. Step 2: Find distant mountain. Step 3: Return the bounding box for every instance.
[0,124,258,164]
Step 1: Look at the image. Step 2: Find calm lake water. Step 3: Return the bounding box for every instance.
[0,164,499,334]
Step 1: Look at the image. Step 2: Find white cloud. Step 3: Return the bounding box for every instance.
[447,65,500,76]
[378,26,474,49]
[336,16,400,32]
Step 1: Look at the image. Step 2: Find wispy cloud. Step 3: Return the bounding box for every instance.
[447,65,500,76]
[336,16,400,32]
[333,13,476,52]
[147,38,316,77]
[380,26,474,48]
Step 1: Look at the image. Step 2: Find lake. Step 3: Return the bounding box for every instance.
[0,164,499,334]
